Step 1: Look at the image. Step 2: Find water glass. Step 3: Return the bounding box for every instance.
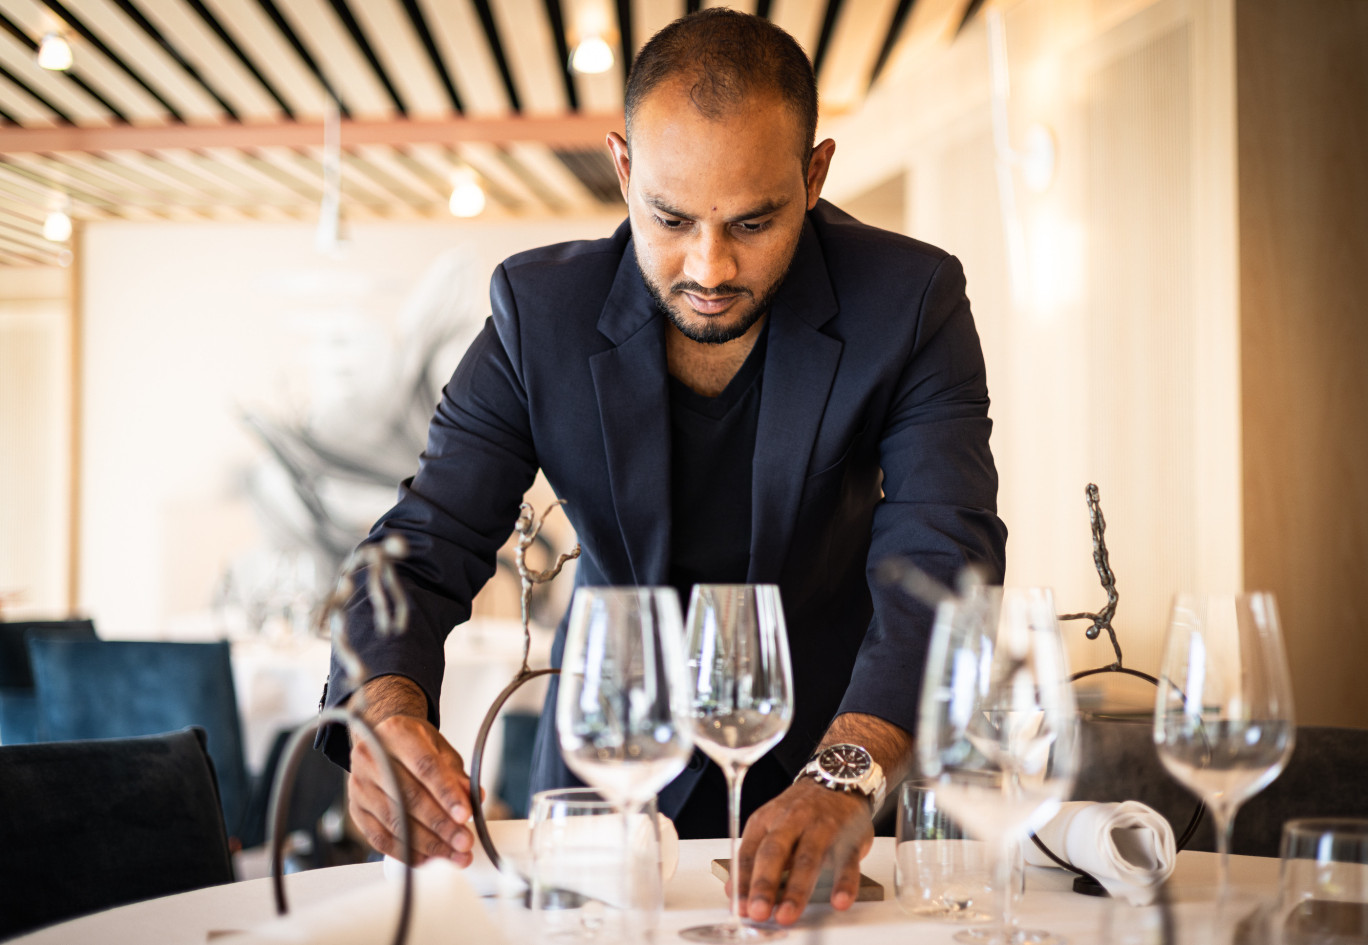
[1279,818,1368,944]
[528,787,663,941]
[895,778,992,922]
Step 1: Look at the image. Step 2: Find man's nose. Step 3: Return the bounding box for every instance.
[683,230,739,289]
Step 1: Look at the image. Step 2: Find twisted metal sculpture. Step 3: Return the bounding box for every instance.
[266,536,416,945]
[468,501,580,873]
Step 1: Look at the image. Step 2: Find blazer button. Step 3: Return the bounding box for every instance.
[687,750,707,771]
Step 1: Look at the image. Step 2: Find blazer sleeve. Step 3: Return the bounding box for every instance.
[317,264,539,768]
[835,253,1009,735]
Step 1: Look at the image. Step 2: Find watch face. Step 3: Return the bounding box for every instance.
[818,744,871,782]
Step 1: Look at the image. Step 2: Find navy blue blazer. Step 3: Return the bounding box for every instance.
[321,200,1008,818]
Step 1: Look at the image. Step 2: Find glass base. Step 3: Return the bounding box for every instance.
[954,927,1065,945]
[679,922,788,942]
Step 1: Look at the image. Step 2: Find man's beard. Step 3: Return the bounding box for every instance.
[638,245,798,345]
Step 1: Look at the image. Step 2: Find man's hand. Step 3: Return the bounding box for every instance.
[346,675,478,866]
[733,712,912,925]
[734,778,875,925]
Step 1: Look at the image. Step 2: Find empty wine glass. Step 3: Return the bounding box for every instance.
[918,586,1079,945]
[679,584,794,943]
[556,585,693,935]
[1154,591,1295,904]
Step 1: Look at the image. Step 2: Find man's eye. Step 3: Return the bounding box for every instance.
[735,221,771,234]
[653,215,685,229]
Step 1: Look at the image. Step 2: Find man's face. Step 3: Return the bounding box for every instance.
[607,83,835,345]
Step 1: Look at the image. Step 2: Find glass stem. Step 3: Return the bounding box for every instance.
[996,838,1015,941]
[726,762,750,931]
[1211,804,1235,908]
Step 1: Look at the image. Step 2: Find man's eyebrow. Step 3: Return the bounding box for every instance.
[641,193,791,222]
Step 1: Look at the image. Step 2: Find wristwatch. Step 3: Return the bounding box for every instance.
[797,743,886,813]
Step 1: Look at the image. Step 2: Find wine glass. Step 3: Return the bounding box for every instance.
[918,586,1079,945]
[556,585,694,930]
[1154,591,1295,905]
[679,584,794,943]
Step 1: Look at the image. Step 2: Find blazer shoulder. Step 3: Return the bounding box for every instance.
[499,218,631,293]
[810,199,953,277]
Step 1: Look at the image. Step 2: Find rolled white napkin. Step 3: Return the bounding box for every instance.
[383,813,679,899]
[219,859,507,945]
[1023,801,1175,905]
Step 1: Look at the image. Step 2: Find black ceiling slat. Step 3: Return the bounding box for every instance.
[956,0,988,36]
[540,0,578,111]
[399,0,462,113]
[325,0,407,116]
[685,0,701,15]
[615,0,632,76]
[0,64,75,125]
[868,0,916,88]
[755,0,773,20]
[469,0,521,112]
[0,13,133,122]
[553,147,622,204]
[810,0,845,78]
[107,0,240,120]
[0,108,18,125]
[182,0,295,119]
[0,157,119,210]
[252,0,351,119]
[37,0,186,122]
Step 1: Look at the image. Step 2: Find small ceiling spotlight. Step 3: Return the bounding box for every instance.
[37,32,73,71]
[570,35,614,75]
[43,198,72,243]
[448,171,486,218]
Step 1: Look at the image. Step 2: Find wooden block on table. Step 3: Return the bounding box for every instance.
[709,859,884,902]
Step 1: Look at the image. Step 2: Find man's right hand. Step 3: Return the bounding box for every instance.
[346,675,477,866]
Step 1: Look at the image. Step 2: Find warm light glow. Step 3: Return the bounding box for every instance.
[571,36,614,75]
[43,208,72,242]
[37,32,73,71]
[448,177,486,218]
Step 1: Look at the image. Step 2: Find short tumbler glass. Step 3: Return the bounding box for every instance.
[1279,818,1368,944]
[528,787,663,942]
[895,778,992,923]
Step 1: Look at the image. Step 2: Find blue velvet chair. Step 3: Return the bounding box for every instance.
[27,638,251,844]
[0,619,97,745]
[0,727,234,938]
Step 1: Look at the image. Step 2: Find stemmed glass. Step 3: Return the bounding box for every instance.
[1154,591,1295,904]
[556,586,695,924]
[918,586,1079,945]
[679,584,794,943]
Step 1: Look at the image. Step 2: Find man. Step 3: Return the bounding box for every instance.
[319,8,1006,926]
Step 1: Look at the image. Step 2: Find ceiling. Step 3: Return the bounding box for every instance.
[0,0,982,267]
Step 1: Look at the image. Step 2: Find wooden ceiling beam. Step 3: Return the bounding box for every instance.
[0,112,622,154]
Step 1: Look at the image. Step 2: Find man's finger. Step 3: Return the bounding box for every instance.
[348,766,467,861]
[745,822,801,921]
[353,738,467,853]
[772,835,827,925]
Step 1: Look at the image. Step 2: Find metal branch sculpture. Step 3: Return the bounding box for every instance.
[1058,483,1125,668]
[266,536,416,945]
[513,501,581,676]
[469,501,580,873]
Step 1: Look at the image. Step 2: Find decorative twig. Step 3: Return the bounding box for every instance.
[270,536,414,945]
[513,501,580,676]
[1058,483,1125,668]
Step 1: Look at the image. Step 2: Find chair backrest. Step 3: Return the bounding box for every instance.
[1070,719,1368,858]
[0,619,97,745]
[27,638,250,841]
[0,727,234,938]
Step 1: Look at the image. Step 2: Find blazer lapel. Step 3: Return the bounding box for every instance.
[749,218,842,582]
[589,241,673,586]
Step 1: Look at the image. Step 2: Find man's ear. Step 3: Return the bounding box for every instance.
[606,132,631,203]
[805,138,837,209]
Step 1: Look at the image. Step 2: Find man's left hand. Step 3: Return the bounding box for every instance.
[732,778,876,925]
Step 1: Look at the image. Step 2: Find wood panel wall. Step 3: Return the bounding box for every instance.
[1237,0,1368,727]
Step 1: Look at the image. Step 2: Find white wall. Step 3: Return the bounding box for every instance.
[77,216,621,636]
[823,0,1242,690]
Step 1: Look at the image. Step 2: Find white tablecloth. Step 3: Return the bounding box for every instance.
[12,838,1280,945]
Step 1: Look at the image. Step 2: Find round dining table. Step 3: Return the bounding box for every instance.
[12,834,1279,945]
